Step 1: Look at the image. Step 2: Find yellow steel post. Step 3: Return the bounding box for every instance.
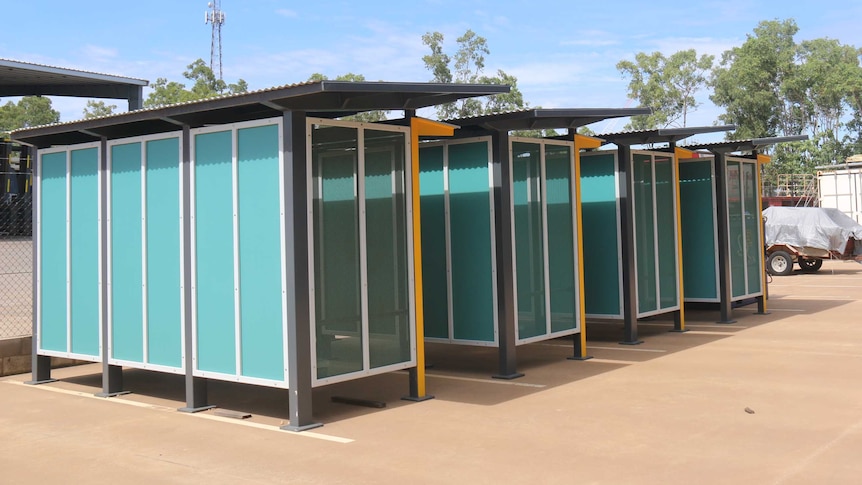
[756,154,771,312]
[673,147,696,331]
[409,117,456,397]
[573,134,602,357]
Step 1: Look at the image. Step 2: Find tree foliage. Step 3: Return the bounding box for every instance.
[422,29,528,119]
[616,49,713,130]
[82,100,117,119]
[144,59,248,108]
[0,96,60,131]
[306,72,388,122]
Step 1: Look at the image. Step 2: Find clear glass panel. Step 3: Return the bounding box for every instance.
[654,156,678,309]
[742,162,762,294]
[727,161,746,297]
[633,153,657,313]
[545,144,577,332]
[312,125,363,379]
[365,129,411,369]
[512,141,547,339]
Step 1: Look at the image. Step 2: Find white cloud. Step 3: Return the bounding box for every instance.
[275,8,297,18]
[80,45,118,61]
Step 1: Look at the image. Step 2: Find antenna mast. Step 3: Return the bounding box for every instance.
[205,1,225,80]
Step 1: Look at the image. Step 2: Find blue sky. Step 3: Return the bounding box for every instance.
[3,0,862,140]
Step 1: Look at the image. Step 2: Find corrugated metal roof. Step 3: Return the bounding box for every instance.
[683,135,808,153]
[446,107,653,132]
[597,125,736,146]
[0,58,148,86]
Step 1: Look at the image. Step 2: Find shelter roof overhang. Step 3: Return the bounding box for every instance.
[0,58,148,99]
[12,81,510,148]
[683,134,809,154]
[597,125,737,147]
[447,108,652,133]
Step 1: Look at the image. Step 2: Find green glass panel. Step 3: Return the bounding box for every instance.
[545,144,577,333]
[679,160,718,300]
[633,153,657,314]
[742,162,762,294]
[419,145,449,339]
[512,141,546,340]
[194,130,236,374]
[654,156,678,309]
[146,137,183,369]
[237,125,283,380]
[40,152,68,352]
[69,147,100,357]
[365,130,411,369]
[110,142,144,362]
[448,141,495,342]
[312,125,363,379]
[579,152,621,316]
[727,161,746,298]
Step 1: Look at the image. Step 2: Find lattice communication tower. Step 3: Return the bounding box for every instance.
[205,1,226,80]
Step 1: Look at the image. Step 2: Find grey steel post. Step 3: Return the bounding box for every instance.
[714,152,736,323]
[179,124,213,413]
[96,137,127,397]
[491,130,523,379]
[281,110,322,431]
[618,145,643,345]
[26,146,55,385]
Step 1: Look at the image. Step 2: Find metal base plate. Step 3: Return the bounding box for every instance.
[492,372,525,380]
[402,394,435,402]
[619,340,644,346]
[178,405,216,414]
[716,320,737,324]
[95,390,131,398]
[24,379,57,386]
[280,422,324,432]
[669,329,689,333]
[567,355,593,361]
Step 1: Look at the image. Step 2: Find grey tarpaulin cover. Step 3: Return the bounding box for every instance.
[763,207,862,253]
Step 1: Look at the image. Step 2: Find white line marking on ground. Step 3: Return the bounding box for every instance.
[635,323,742,330]
[684,330,740,336]
[535,342,667,353]
[758,308,805,312]
[773,416,862,484]
[424,373,546,388]
[778,296,858,301]
[586,358,635,365]
[3,380,353,443]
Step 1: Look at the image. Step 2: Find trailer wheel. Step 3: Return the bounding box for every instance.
[798,258,823,272]
[767,250,794,276]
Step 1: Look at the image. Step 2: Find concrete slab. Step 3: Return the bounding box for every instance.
[2,260,861,484]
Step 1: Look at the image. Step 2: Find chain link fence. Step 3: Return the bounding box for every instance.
[1,177,33,339]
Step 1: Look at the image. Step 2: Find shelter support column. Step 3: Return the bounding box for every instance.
[569,134,598,360]
[96,137,128,398]
[179,125,214,413]
[714,152,736,323]
[492,130,523,379]
[754,152,769,315]
[281,110,322,432]
[670,146,689,333]
[618,144,643,345]
[26,147,55,385]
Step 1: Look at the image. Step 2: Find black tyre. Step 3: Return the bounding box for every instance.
[767,250,794,276]
[798,258,823,272]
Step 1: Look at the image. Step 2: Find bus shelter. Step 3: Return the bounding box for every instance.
[418,108,649,378]
[679,135,808,322]
[11,80,508,431]
[579,126,734,344]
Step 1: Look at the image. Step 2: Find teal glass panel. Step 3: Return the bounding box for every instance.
[579,152,621,316]
[110,142,143,362]
[237,124,284,380]
[366,130,411,369]
[69,147,100,357]
[654,156,678,309]
[679,160,718,300]
[40,152,68,352]
[742,162,762,294]
[632,153,657,314]
[545,144,577,333]
[418,145,449,339]
[312,125,363,379]
[448,141,495,342]
[727,162,746,298]
[512,141,547,340]
[146,137,182,368]
[194,130,236,374]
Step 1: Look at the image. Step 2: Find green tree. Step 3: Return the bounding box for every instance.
[422,29,528,119]
[0,96,60,131]
[616,49,713,130]
[82,100,117,119]
[306,73,388,122]
[144,59,248,108]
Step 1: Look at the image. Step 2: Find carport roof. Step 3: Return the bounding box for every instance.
[0,58,148,97]
[597,125,737,146]
[683,134,809,153]
[448,108,652,132]
[11,80,510,148]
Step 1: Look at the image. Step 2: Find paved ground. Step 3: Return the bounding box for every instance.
[2,260,862,484]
